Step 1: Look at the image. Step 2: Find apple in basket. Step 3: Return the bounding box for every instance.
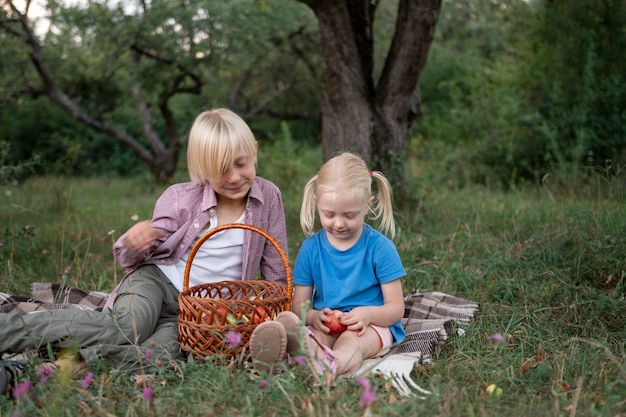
[201,307,237,325]
[252,306,270,325]
[326,311,347,334]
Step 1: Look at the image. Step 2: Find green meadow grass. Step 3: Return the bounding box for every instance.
[0,159,624,416]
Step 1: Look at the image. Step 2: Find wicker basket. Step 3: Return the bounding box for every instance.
[178,223,292,358]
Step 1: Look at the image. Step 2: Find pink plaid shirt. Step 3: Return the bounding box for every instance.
[104,177,287,308]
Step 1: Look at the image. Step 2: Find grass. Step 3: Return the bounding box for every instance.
[0,149,625,416]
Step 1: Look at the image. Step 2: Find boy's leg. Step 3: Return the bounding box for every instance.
[0,265,175,360]
[79,265,180,371]
[80,321,180,373]
[0,304,126,354]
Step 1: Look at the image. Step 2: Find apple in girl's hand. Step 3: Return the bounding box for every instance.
[326,311,347,334]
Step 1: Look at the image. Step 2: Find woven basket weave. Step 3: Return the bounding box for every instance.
[178,223,292,358]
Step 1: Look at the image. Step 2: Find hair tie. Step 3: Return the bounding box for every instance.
[369,170,373,177]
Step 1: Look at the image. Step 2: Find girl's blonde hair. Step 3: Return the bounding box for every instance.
[300,152,396,239]
[187,108,257,184]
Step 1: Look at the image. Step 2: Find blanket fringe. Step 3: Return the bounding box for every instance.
[347,352,431,398]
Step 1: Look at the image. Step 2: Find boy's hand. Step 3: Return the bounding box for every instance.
[124,220,163,254]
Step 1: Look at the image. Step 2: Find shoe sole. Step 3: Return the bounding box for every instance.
[249,321,287,370]
[275,311,302,355]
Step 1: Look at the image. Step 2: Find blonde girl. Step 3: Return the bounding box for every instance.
[249,152,406,379]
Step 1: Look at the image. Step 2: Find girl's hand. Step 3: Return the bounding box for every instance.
[123,220,163,254]
[340,307,371,336]
[309,308,335,334]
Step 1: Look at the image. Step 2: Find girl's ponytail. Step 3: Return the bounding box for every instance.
[300,175,318,236]
[370,170,396,239]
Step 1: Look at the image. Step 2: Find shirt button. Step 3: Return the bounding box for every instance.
[209,208,215,215]
[194,223,200,228]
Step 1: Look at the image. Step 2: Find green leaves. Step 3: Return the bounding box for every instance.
[0,0,320,179]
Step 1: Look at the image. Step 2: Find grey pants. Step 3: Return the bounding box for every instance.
[0,265,181,373]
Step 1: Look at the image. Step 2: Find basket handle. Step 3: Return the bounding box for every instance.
[182,223,292,310]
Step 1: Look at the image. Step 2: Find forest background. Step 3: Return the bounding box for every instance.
[1,0,624,189]
[0,0,625,416]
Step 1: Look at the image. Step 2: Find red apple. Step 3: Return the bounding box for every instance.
[253,306,268,325]
[213,307,229,325]
[326,311,347,334]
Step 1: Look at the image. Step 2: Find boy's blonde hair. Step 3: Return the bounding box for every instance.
[187,108,257,184]
[300,152,396,239]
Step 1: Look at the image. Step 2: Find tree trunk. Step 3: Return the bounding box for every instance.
[298,0,441,190]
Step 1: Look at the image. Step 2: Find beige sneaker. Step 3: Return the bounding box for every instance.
[275,311,302,356]
[249,321,287,372]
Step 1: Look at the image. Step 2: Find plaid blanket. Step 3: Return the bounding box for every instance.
[347,289,479,396]
[0,283,479,396]
[0,283,109,313]
[392,289,480,359]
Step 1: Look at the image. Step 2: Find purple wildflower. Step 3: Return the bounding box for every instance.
[12,380,33,399]
[491,333,505,344]
[258,380,269,389]
[358,377,371,389]
[142,387,154,402]
[360,388,377,407]
[80,371,94,389]
[145,349,154,361]
[36,366,54,383]
[225,330,242,349]
[293,355,307,367]
[358,377,377,407]
[64,265,71,275]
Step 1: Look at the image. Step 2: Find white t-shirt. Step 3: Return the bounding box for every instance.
[159,213,245,292]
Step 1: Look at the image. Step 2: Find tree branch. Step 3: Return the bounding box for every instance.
[0,2,28,39]
[346,0,376,93]
[5,2,155,164]
[228,64,291,119]
[129,43,203,95]
[286,25,320,79]
[129,48,166,156]
[377,0,441,119]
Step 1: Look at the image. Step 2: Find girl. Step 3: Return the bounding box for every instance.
[0,108,288,396]
[251,152,405,380]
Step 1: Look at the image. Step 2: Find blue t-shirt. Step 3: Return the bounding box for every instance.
[293,223,406,343]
